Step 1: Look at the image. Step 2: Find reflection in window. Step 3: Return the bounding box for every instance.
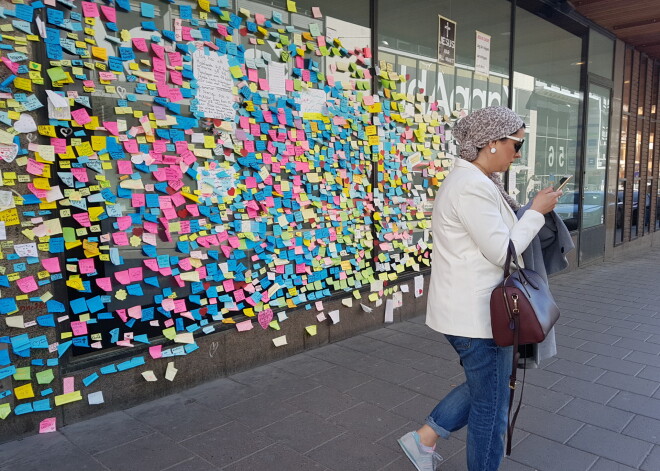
[510,7,582,230]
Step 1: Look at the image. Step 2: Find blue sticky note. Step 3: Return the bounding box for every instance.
[14,403,34,415]
[140,2,155,18]
[0,297,17,314]
[100,364,117,374]
[58,340,72,357]
[82,373,99,386]
[32,399,51,412]
[0,366,16,380]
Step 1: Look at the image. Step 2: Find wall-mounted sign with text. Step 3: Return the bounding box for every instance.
[438,15,457,67]
[475,31,491,76]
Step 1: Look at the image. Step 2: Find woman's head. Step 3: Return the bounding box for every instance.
[453,106,525,163]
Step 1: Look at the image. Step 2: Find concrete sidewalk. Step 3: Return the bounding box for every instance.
[2,249,660,471]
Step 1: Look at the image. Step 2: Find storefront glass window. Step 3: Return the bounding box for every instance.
[510,7,582,231]
[582,84,610,229]
[588,30,614,80]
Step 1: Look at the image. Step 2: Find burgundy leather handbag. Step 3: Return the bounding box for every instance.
[490,240,560,347]
[490,240,560,455]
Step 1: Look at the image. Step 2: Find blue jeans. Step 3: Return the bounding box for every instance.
[425,335,513,471]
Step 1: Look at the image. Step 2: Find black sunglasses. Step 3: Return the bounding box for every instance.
[506,135,525,152]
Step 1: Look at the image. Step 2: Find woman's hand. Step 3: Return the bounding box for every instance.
[530,187,563,215]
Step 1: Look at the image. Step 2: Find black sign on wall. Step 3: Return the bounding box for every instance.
[438,15,456,67]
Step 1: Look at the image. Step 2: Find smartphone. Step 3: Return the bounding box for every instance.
[555,175,573,192]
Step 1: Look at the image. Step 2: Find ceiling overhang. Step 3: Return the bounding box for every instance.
[569,0,660,60]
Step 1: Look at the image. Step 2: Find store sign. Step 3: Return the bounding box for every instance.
[438,15,456,66]
[475,31,491,76]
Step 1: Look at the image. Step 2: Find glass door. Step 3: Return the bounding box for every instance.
[579,83,611,263]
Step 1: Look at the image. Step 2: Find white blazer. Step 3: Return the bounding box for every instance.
[426,158,545,339]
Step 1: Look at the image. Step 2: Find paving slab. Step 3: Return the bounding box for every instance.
[2,247,660,470]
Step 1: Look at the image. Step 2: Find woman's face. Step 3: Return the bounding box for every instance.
[491,127,525,172]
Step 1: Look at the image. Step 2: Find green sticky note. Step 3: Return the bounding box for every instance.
[63,226,77,243]
[13,367,31,381]
[36,368,55,385]
[309,23,321,37]
[47,67,67,82]
[162,327,176,340]
[0,403,10,420]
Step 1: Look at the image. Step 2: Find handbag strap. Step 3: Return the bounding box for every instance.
[504,240,528,457]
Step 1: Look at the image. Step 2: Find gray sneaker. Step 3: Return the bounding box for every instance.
[398,431,443,471]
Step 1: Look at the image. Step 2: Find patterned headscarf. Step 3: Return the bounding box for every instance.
[453,106,525,210]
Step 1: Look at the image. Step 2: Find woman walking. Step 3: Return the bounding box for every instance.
[398,106,563,471]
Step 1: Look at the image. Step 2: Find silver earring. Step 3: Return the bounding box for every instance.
[490,147,496,154]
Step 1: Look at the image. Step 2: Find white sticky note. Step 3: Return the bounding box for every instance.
[87,391,105,405]
[384,299,394,323]
[5,316,24,328]
[272,335,287,347]
[165,362,177,381]
[400,284,410,293]
[328,310,340,324]
[341,298,353,307]
[360,303,373,313]
[414,275,424,298]
[141,370,157,382]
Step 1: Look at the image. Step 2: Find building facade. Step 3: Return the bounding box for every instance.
[0,0,657,440]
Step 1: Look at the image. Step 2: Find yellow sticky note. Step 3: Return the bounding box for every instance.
[91,47,108,61]
[14,383,35,400]
[305,325,317,336]
[54,390,83,406]
[287,0,297,12]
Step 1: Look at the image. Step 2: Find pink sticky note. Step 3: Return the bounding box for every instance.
[112,232,129,246]
[95,277,113,291]
[39,418,57,434]
[116,160,133,175]
[103,121,119,135]
[149,345,162,359]
[17,276,38,293]
[71,108,92,125]
[129,267,143,282]
[114,270,131,285]
[81,1,99,17]
[100,5,116,22]
[63,377,75,394]
[247,68,259,82]
[41,257,61,273]
[79,258,95,274]
[128,306,142,319]
[312,6,322,18]
[132,37,148,52]
[71,321,88,336]
[258,309,273,329]
[72,212,91,227]
[71,167,89,183]
[235,320,253,332]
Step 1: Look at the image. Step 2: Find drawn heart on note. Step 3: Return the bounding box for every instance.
[13,114,37,133]
[0,143,19,163]
[59,127,73,137]
[116,86,127,99]
[209,341,219,358]
[258,309,274,329]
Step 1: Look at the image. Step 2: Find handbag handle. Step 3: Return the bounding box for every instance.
[503,241,537,289]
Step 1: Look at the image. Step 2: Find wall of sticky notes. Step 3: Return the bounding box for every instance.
[0,0,461,437]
